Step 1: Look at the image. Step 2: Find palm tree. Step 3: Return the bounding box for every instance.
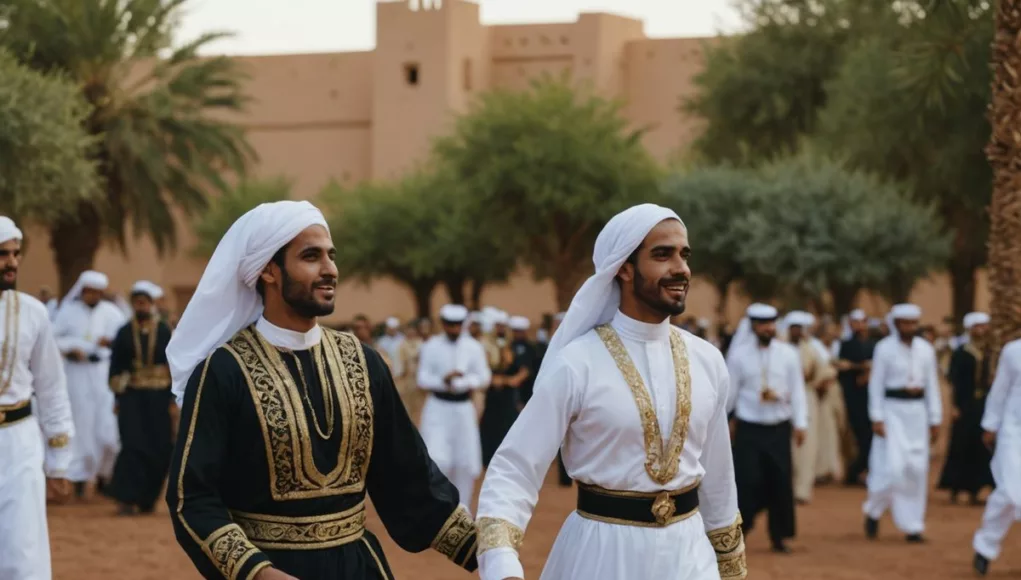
[0,0,255,293]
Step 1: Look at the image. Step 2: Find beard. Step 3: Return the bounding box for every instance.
[632,266,687,317]
[756,332,773,346]
[281,266,335,318]
[0,267,16,291]
[135,310,152,321]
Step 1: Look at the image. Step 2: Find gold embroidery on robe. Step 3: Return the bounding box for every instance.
[203,524,261,580]
[707,515,747,580]
[431,505,477,566]
[595,325,693,485]
[47,433,70,448]
[477,517,524,556]
[230,502,366,550]
[224,327,374,500]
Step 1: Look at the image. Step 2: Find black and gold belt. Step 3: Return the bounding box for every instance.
[433,391,471,402]
[576,482,700,527]
[229,501,366,551]
[0,400,31,427]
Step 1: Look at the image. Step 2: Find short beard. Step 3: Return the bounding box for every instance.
[756,333,772,346]
[444,331,460,342]
[135,310,152,321]
[0,268,16,291]
[632,266,686,318]
[281,265,334,318]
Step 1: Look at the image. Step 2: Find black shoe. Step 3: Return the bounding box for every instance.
[771,541,792,554]
[865,517,879,540]
[906,533,926,543]
[973,553,990,576]
[73,481,85,498]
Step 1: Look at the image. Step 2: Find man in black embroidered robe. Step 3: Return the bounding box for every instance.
[107,281,174,515]
[938,312,995,504]
[165,201,477,580]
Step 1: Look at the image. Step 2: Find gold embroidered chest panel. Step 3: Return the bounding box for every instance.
[224,327,374,500]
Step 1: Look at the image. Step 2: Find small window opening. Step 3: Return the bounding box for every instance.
[404,63,419,86]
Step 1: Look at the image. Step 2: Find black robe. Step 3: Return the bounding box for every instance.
[480,338,527,467]
[107,317,174,511]
[938,344,995,496]
[838,335,875,484]
[166,326,477,580]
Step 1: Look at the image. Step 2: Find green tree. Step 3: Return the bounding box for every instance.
[0,0,255,293]
[191,177,292,258]
[433,76,661,310]
[0,49,98,225]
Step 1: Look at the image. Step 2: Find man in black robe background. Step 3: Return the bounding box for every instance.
[836,309,875,487]
[107,281,174,515]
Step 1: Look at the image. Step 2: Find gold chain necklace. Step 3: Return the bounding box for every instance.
[288,347,336,440]
[0,291,21,398]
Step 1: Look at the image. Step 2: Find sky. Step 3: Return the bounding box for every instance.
[176,0,746,55]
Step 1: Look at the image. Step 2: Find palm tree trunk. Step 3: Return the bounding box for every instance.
[49,203,103,295]
[442,274,466,305]
[469,278,485,310]
[986,0,1021,364]
[831,283,861,317]
[409,280,437,320]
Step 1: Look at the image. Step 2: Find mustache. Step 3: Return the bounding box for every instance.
[1,267,15,275]
[659,276,690,285]
[312,277,337,288]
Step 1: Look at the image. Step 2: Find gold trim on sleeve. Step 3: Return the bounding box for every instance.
[47,433,70,449]
[229,502,367,550]
[595,325,693,485]
[202,523,262,580]
[476,517,524,556]
[707,515,747,580]
[431,505,476,562]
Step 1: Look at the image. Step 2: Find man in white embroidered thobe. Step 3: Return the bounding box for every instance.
[863,303,941,543]
[726,304,807,553]
[52,270,126,495]
[972,338,1021,575]
[0,217,74,580]
[377,317,406,379]
[476,204,746,580]
[418,304,491,510]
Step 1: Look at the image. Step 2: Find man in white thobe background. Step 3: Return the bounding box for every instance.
[477,204,745,580]
[972,338,1021,576]
[53,270,127,497]
[377,316,406,379]
[863,303,941,543]
[0,217,74,580]
[417,303,491,510]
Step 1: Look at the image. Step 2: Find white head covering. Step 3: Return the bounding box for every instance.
[491,310,509,326]
[131,280,163,300]
[167,200,328,405]
[849,309,866,321]
[509,316,530,331]
[727,303,778,363]
[439,304,469,323]
[785,310,815,328]
[539,203,682,376]
[963,311,990,330]
[61,270,109,305]
[385,317,401,330]
[886,303,921,341]
[0,217,23,245]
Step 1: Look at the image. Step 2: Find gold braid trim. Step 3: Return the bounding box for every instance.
[47,433,70,449]
[202,524,262,580]
[707,515,747,580]
[477,517,524,556]
[431,505,476,563]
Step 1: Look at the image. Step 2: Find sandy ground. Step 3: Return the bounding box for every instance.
[49,468,1018,580]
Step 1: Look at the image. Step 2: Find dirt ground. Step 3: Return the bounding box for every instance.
[50,467,1019,580]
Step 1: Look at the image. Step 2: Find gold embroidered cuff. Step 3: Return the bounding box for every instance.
[47,433,70,449]
[230,502,366,551]
[477,517,524,556]
[708,515,747,580]
[431,505,478,569]
[202,523,263,580]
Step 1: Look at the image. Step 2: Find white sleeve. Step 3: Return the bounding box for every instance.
[416,343,445,392]
[699,354,747,579]
[725,354,741,415]
[29,316,74,477]
[477,355,581,580]
[789,350,808,430]
[924,346,943,426]
[451,343,491,391]
[868,344,887,423]
[981,343,1016,432]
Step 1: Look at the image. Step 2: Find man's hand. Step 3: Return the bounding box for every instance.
[46,478,71,501]
[855,373,869,387]
[67,349,86,362]
[982,430,997,450]
[169,403,180,441]
[835,360,852,371]
[872,421,886,438]
[951,407,960,421]
[491,375,505,388]
[97,337,112,348]
[253,567,298,580]
[929,425,940,444]
[794,429,806,447]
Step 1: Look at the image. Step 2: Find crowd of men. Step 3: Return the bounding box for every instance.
[1,203,1019,580]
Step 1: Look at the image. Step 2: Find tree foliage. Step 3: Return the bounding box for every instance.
[0,0,256,293]
[191,177,292,258]
[432,76,662,309]
[0,49,98,223]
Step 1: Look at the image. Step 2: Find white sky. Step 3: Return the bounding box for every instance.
[177,0,745,55]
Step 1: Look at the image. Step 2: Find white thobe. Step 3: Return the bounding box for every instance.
[376,333,406,378]
[863,336,942,534]
[973,339,1021,560]
[52,300,126,482]
[477,312,744,580]
[0,291,73,580]
[725,340,808,430]
[417,333,491,508]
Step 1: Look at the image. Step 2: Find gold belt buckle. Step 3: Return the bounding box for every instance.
[651,491,676,526]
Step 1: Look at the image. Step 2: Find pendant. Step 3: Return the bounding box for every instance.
[651,491,676,526]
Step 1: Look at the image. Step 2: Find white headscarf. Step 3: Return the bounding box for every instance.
[963,311,990,330]
[131,280,164,300]
[59,270,109,309]
[538,203,682,376]
[886,303,921,341]
[167,201,328,405]
[726,303,778,363]
[0,217,23,245]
